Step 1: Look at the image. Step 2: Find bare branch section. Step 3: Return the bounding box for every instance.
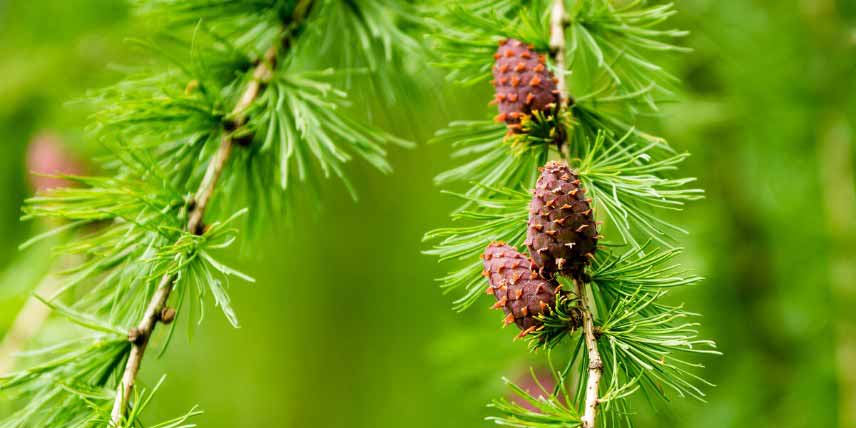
[549,0,568,105]
[109,4,312,424]
[550,1,603,426]
[575,279,603,428]
[550,0,571,159]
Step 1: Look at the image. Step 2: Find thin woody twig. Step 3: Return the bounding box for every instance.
[550,0,572,160]
[549,0,568,104]
[574,278,603,428]
[109,119,239,423]
[109,101,239,427]
[108,3,313,422]
[550,1,603,426]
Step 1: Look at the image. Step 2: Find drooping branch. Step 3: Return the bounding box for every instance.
[429,1,712,426]
[550,1,603,426]
[575,279,602,428]
[109,4,312,424]
[109,130,236,424]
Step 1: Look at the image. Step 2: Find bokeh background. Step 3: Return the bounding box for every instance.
[1,0,855,426]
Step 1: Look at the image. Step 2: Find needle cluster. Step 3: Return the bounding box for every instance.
[424,1,718,426]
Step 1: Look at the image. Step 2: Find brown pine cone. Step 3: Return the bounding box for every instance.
[481,242,560,337]
[491,39,559,133]
[525,161,598,279]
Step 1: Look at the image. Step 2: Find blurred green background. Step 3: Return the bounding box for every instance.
[1,0,855,426]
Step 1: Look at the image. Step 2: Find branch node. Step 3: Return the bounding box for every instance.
[232,130,255,146]
[192,221,207,236]
[127,328,145,346]
[159,307,176,324]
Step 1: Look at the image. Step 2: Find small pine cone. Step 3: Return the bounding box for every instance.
[526,161,598,279]
[482,242,560,336]
[491,39,559,132]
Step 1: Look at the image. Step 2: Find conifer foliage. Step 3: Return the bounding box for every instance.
[0,1,419,426]
[425,1,718,426]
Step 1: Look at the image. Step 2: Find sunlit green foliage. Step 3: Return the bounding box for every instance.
[424,1,717,426]
[1,0,422,426]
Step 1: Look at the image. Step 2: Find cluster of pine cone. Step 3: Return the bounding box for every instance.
[481,161,599,338]
[480,39,598,339]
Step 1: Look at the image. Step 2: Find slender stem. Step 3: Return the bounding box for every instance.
[109,120,237,427]
[552,3,604,419]
[549,0,568,105]
[110,119,241,423]
[574,278,602,428]
[550,0,571,160]
[107,8,303,423]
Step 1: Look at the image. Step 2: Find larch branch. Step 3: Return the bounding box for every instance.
[107,4,306,422]
[550,1,603,426]
[575,278,603,428]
